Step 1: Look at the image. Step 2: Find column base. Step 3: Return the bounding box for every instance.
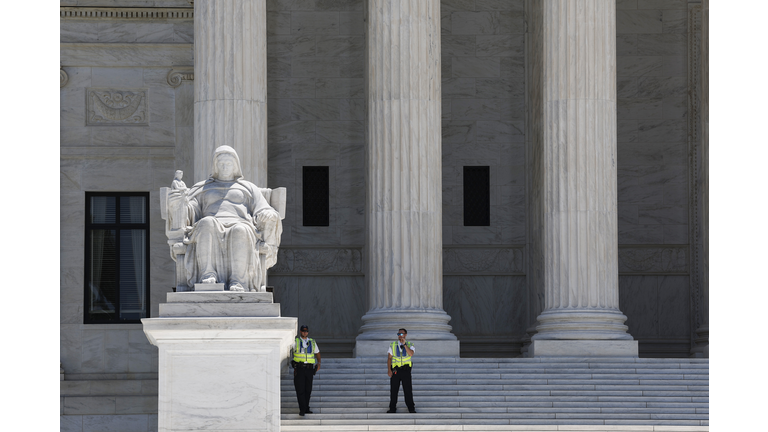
[535,309,635,340]
[355,309,459,357]
[354,339,460,357]
[530,340,638,357]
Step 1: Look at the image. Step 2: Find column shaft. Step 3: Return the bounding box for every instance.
[528,0,635,353]
[356,0,457,356]
[194,0,267,185]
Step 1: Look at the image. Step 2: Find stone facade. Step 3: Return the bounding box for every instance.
[60,0,707,427]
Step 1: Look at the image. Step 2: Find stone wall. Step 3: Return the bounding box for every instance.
[264,0,367,355]
[60,9,194,376]
[615,0,693,357]
[440,0,528,357]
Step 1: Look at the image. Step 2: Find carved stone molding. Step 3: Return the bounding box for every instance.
[167,68,194,88]
[60,8,193,20]
[86,88,148,126]
[270,247,363,275]
[618,246,688,275]
[60,67,68,88]
[688,4,704,337]
[444,246,525,275]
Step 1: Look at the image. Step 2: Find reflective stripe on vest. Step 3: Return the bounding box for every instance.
[390,341,413,367]
[293,337,316,364]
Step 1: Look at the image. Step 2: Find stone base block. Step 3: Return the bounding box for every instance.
[158,302,281,317]
[167,292,273,303]
[354,340,460,357]
[530,340,638,357]
[142,316,297,432]
[194,283,225,291]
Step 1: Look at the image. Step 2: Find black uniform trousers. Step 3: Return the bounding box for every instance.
[293,366,314,413]
[389,365,414,411]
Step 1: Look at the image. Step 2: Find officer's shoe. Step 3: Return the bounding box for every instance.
[299,412,305,417]
[386,408,396,413]
[408,408,417,413]
[306,410,313,414]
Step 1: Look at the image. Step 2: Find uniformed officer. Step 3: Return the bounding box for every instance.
[291,325,321,416]
[387,328,416,413]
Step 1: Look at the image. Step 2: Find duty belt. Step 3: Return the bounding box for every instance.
[296,363,314,368]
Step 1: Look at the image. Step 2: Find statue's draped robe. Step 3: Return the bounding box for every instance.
[183,178,281,290]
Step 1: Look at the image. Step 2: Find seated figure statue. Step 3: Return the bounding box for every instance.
[166,145,282,292]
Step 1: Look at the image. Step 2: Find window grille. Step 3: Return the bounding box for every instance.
[84,192,150,324]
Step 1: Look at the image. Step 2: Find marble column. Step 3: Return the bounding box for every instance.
[527,0,637,357]
[355,0,459,357]
[692,0,709,358]
[193,0,267,186]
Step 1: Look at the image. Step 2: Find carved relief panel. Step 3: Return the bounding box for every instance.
[86,88,148,126]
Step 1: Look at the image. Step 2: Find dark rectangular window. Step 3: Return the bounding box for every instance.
[85,192,150,324]
[463,166,490,226]
[303,166,330,226]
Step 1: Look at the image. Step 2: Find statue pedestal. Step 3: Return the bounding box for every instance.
[142,292,296,432]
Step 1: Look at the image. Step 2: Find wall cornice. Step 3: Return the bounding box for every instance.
[61,7,193,20]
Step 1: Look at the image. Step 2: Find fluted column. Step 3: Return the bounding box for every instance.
[527,0,636,357]
[194,0,267,185]
[693,0,709,358]
[355,0,458,357]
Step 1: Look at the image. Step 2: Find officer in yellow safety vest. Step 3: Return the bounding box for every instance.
[387,328,416,413]
[291,325,321,416]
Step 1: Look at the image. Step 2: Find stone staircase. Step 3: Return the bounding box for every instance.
[280,357,709,431]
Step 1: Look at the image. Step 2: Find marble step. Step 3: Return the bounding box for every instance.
[300,360,709,373]
[283,372,709,380]
[282,395,708,405]
[281,425,709,432]
[280,386,708,394]
[283,407,707,414]
[281,396,709,409]
[280,418,707,426]
[281,359,709,428]
[281,412,709,419]
[286,372,708,379]
[318,357,709,363]
[280,377,709,391]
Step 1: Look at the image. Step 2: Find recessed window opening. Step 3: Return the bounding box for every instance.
[303,166,330,227]
[84,192,150,324]
[463,166,490,226]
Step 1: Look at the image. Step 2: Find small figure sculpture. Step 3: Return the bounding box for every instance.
[171,170,188,192]
[169,171,188,231]
[166,146,283,292]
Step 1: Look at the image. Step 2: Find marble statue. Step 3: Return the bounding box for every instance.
[166,146,283,292]
[171,170,188,192]
[169,170,188,230]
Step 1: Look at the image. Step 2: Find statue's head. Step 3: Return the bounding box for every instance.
[174,170,183,180]
[211,145,244,180]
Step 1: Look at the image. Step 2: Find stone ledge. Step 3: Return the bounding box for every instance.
[166,291,273,303]
[61,7,193,20]
[158,302,281,317]
[530,340,639,358]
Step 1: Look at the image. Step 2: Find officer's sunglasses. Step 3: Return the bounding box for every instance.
[397,333,405,336]
[301,330,309,332]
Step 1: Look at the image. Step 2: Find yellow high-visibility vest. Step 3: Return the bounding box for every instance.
[293,337,316,364]
[390,341,413,367]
